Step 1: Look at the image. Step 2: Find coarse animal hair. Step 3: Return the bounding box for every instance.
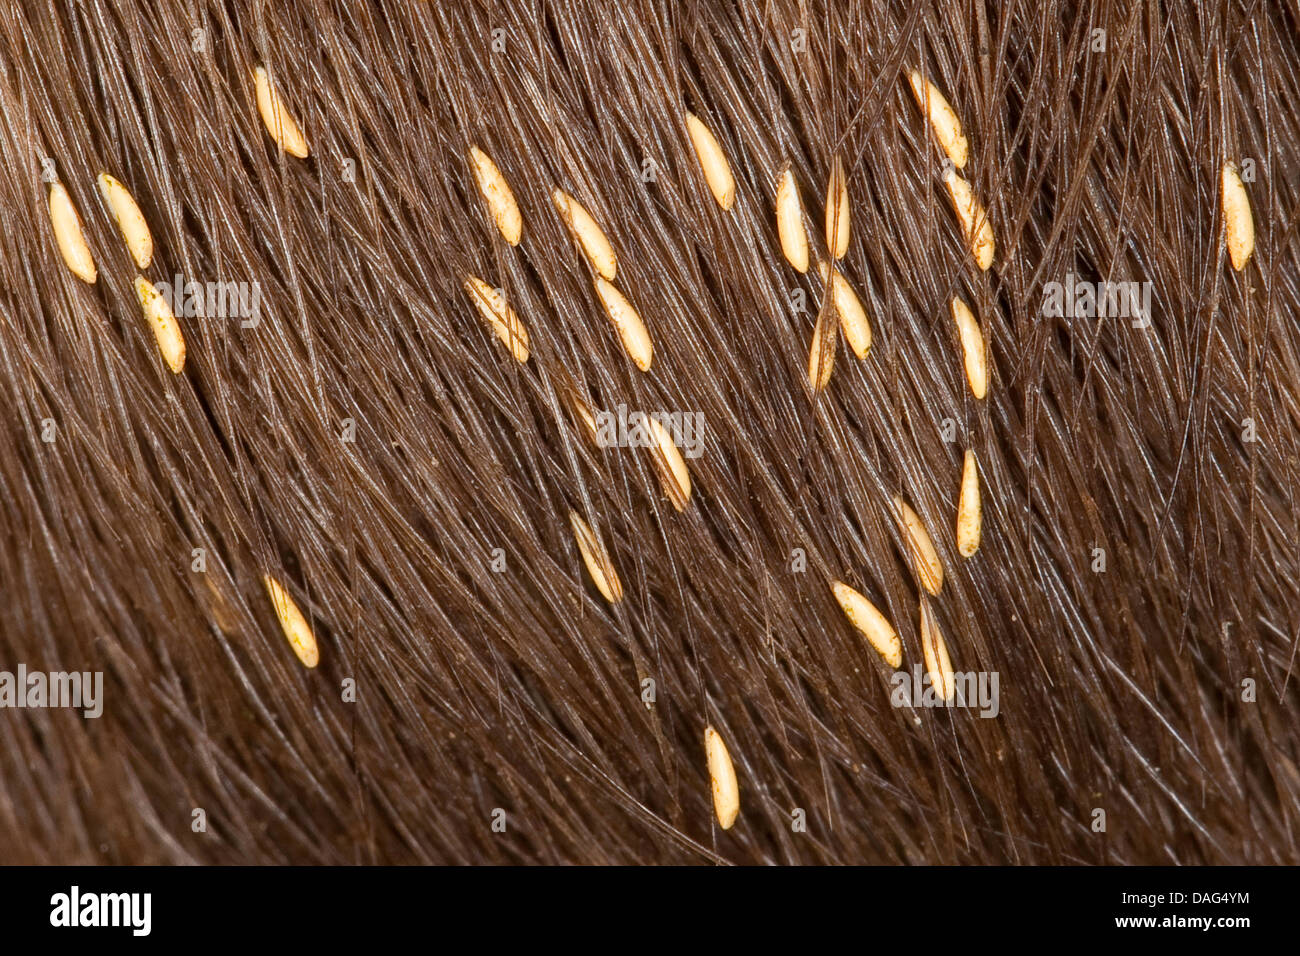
[0,0,1297,865]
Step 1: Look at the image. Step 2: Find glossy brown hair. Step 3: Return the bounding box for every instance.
[0,0,1296,864]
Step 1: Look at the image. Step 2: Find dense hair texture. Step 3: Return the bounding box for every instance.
[0,0,1298,865]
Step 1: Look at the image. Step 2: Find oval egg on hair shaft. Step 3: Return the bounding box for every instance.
[685,111,735,210]
[97,173,153,269]
[463,274,530,362]
[831,581,902,668]
[592,276,653,371]
[818,262,871,359]
[951,296,987,399]
[942,166,994,270]
[264,575,319,669]
[1221,160,1254,271]
[253,65,309,158]
[908,70,969,169]
[553,188,617,279]
[919,598,955,702]
[47,181,96,283]
[569,511,623,604]
[703,726,740,829]
[469,145,522,245]
[807,309,836,391]
[134,276,186,374]
[648,416,691,511]
[893,496,944,596]
[956,449,982,558]
[775,164,809,272]
[568,389,602,447]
